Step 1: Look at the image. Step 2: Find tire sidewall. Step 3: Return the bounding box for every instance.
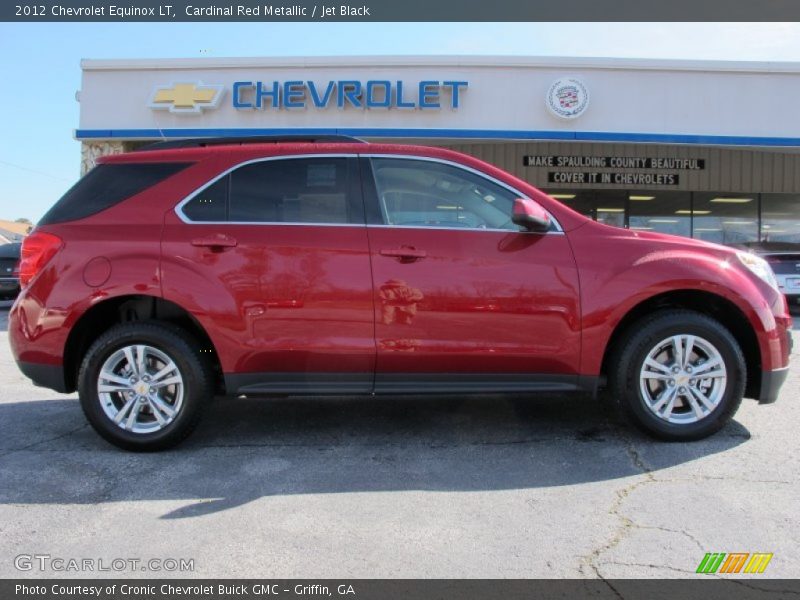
[78,323,207,451]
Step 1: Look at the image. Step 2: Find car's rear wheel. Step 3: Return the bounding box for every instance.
[608,310,746,440]
[78,322,212,451]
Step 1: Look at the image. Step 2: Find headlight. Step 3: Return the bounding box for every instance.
[737,252,779,290]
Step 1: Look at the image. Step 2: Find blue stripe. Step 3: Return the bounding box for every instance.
[73,127,800,147]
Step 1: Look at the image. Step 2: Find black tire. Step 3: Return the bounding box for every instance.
[608,310,746,441]
[78,321,212,451]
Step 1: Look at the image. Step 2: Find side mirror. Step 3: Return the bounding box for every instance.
[512,198,551,232]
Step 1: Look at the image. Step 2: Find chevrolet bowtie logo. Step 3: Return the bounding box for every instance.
[148,82,224,114]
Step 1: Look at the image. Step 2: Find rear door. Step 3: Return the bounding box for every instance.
[161,154,376,394]
[360,156,582,393]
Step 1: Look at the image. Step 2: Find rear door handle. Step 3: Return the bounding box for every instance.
[191,234,238,250]
[379,247,427,261]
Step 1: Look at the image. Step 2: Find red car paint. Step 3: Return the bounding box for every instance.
[8,142,792,400]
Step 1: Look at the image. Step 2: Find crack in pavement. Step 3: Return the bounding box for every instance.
[579,427,656,580]
[0,423,89,461]
[579,424,714,581]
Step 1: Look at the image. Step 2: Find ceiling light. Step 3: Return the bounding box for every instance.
[722,220,755,225]
[550,194,576,200]
[676,210,711,215]
[629,195,655,201]
[710,197,753,203]
[597,208,625,213]
[649,219,679,223]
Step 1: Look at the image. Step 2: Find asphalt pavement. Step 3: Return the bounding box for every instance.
[0,300,798,579]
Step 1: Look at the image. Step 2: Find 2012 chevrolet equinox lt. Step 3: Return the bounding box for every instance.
[8,137,793,451]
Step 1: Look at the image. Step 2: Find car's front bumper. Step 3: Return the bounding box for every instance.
[759,366,790,404]
[0,277,19,298]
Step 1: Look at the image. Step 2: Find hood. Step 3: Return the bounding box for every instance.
[583,219,739,258]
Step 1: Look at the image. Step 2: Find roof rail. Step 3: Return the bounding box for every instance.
[136,134,367,151]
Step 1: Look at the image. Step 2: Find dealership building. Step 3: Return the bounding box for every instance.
[76,55,800,246]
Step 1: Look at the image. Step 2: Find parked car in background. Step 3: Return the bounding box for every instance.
[0,242,21,301]
[737,243,800,309]
[8,137,794,451]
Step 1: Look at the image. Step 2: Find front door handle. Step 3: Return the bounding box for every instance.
[191,234,238,251]
[379,247,427,262]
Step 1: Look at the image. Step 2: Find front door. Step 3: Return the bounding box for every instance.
[361,156,581,393]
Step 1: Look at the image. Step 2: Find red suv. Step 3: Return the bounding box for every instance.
[9,137,793,451]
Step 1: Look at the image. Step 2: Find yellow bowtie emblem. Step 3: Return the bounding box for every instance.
[149,82,224,114]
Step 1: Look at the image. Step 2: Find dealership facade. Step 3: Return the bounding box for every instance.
[76,55,800,246]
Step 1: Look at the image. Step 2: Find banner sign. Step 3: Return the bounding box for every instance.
[547,171,680,185]
[526,156,705,169]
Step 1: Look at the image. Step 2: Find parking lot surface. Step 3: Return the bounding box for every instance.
[0,301,798,579]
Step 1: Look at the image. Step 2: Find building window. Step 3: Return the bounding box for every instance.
[628,191,691,237]
[546,191,593,218]
[761,194,800,246]
[594,191,627,228]
[692,193,758,245]
[545,189,800,250]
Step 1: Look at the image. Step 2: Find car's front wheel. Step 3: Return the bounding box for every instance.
[609,310,746,441]
[78,322,212,451]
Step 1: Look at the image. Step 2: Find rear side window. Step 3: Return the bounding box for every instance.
[39,163,191,226]
[181,177,227,222]
[181,157,360,224]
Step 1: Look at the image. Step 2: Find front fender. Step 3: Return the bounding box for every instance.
[570,233,785,376]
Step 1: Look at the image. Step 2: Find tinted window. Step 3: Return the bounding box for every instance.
[370,158,519,230]
[182,177,227,222]
[39,163,190,225]
[229,158,352,223]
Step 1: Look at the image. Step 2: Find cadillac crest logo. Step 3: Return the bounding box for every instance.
[546,77,589,119]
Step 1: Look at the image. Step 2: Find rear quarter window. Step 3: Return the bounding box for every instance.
[38,162,191,225]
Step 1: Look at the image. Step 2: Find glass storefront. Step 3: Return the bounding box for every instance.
[544,190,800,247]
[693,193,758,245]
[762,194,800,244]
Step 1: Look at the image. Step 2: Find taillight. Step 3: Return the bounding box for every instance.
[19,231,62,287]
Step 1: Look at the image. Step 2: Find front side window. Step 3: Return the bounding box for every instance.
[181,157,357,224]
[370,158,521,231]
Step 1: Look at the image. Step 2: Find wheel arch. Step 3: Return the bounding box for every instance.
[63,295,223,394]
[600,289,761,399]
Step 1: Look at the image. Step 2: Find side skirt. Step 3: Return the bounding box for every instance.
[224,372,599,396]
